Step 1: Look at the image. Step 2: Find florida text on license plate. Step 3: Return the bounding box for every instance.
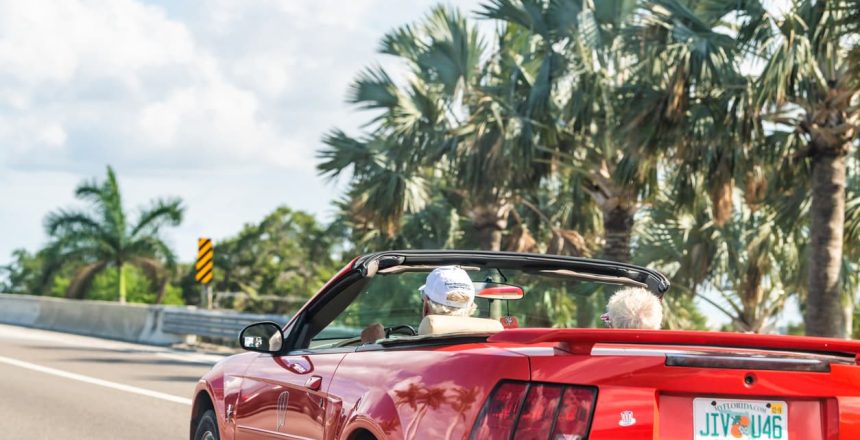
[693,398,788,440]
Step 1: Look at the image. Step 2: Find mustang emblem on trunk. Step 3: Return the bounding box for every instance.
[619,410,636,427]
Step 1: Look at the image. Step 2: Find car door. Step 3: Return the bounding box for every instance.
[235,350,347,439]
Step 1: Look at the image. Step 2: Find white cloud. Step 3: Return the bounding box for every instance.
[0,0,482,263]
[37,124,67,148]
[0,0,284,170]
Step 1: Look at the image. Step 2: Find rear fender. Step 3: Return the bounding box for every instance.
[340,389,403,440]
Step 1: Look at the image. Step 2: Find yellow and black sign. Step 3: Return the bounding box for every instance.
[195,238,214,284]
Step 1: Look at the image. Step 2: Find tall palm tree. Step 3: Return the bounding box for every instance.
[480,0,686,263]
[317,7,470,242]
[42,166,183,303]
[622,0,763,221]
[750,0,860,337]
[319,6,553,252]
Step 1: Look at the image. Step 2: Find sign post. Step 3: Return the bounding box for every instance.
[195,237,214,309]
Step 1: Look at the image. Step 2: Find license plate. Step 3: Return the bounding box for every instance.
[693,398,788,440]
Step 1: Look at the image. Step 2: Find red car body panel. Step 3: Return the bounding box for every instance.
[196,337,860,439]
[525,345,858,439]
[235,353,346,439]
[326,344,531,439]
[191,253,860,439]
[192,258,358,440]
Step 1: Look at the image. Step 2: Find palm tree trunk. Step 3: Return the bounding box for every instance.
[154,279,167,304]
[805,151,847,338]
[597,200,636,324]
[118,263,127,304]
[602,204,635,263]
[471,203,509,319]
[474,221,505,251]
[444,415,465,440]
[471,202,511,251]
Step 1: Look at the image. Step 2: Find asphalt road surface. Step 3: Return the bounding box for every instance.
[0,323,224,440]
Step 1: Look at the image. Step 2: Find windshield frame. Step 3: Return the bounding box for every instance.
[354,250,670,297]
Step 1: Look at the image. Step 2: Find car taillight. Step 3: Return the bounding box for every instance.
[551,387,597,439]
[471,382,529,438]
[470,381,597,440]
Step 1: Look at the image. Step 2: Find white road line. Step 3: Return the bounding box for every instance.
[155,352,223,364]
[0,355,193,405]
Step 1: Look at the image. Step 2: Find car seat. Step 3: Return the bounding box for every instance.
[418,314,505,336]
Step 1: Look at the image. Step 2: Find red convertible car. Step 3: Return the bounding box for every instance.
[190,251,860,440]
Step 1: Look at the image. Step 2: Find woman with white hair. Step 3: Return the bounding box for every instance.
[601,287,663,330]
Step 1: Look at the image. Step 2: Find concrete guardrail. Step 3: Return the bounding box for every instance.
[0,293,289,346]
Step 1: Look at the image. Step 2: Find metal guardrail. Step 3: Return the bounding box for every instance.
[162,308,290,340]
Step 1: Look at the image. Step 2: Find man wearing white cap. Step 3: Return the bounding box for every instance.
[359,266,478,343]
[419,265,477,317]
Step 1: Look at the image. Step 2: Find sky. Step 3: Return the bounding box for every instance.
[0,0,482,264]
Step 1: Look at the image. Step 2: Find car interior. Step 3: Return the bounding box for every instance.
[293,262,644,351]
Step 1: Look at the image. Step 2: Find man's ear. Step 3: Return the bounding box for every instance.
[422,297,429,316]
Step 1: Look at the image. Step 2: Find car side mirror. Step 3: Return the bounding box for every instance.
[239,322,284,354]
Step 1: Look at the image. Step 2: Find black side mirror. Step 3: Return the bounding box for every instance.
[239,322,284,354]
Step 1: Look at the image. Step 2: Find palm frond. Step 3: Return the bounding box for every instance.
[348,65,399,111]
[65,260,109,299]
[317,130,384,179]
[477,0,548,36]
[130,197,184,239]
[44,209,102,238]
[126,236,177,267]
[105,166,127,237]
[129,257,168,303]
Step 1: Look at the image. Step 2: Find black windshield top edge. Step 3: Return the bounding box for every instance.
[354,250,671,296]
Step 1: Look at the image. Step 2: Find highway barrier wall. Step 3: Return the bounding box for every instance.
[0,293,289,346]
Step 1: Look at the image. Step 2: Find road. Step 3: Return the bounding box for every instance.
[0,323,224,440]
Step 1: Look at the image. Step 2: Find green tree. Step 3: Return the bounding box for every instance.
[622,0,765,223]
[88,265,184,305]
[480,0,643,263]
[638,187,797,333]
[42,166,184,304]
[0,249,48,294]
[319,6,555,252]
[751,0,860,337]
[210,206,338,313]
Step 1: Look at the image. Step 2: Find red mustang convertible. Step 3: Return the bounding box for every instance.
[190,251,860,440]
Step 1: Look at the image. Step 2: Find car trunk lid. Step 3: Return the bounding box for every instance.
[488,328,860,361]
[489,329,860,440]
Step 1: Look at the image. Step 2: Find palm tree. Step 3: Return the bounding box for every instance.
[319,6,557,253]
[42,166,183,303]
[480,0,685,263]
[317,7,464,243]
[750,0,860,337]
[638,188,797,333]
[444,386,480,440]
[624,0,763,217]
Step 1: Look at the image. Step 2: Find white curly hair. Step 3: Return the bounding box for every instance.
[423,291,477,317]
[605,287,663,330]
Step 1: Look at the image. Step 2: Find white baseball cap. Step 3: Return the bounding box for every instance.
[419,266,476,309]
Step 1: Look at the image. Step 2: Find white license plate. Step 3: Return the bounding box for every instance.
[693,398,788,440]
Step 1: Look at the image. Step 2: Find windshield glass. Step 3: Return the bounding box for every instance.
[312,265,627,348]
